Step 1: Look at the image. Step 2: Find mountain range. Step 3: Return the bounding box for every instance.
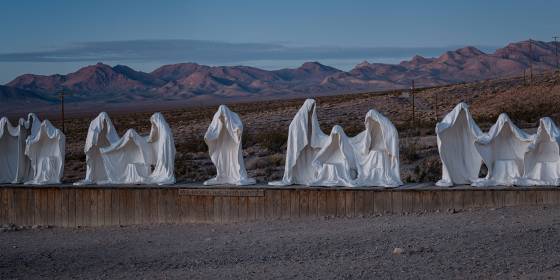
[3,40,559,111]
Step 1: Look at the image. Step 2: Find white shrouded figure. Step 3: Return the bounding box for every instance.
[309,125,358,187]
[516,117,560,186]
[0,113,41,183]
[472,113,533,187]
[75,112,120,185]
[204,105,255,186]
[100,129,154,184]
[146,112,176,185]
[24,119,65,185]
[435,103,484,187]
[350,109,402,187]
[0,117,26,183]
[269,99,327,186]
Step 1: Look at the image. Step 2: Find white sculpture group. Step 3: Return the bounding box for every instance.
[269,99,402,187]
[2,100,559,187]
[76,112,176,185]
[0,113,65,185]
[436,102,560,187]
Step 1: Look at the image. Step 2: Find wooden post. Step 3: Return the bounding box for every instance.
[411,80,415,128]
[59,92,65,134]
[434,91,438,122]
[554,36,559,72]
[529,39,533,83]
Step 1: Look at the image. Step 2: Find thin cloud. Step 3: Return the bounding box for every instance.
[0,39,486,64]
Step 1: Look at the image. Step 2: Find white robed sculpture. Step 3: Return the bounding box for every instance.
[309,125,358,187]
[269,99,327,186]
[204,105,255,186]
[146,112,176,185]
[0,117,27,183]
[25,119,65,185]
[516,117,560,186]
[100,129,154,184]
[0,113,41,183]
[351,109,402,187]
[472,113,533,187]
[435,103,484,186]
[76,112,120,185]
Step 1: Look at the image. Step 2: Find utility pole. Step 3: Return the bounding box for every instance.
[529,39,533,83]
[59,91,66,134]
[411,80,415,128]
[554,36,559,72]
[434,91,438,122]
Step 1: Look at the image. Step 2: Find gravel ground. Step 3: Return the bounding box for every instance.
[1,206,560,279]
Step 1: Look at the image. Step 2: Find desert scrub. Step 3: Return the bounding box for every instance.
[244,131,287,153]
[400,138,419,163]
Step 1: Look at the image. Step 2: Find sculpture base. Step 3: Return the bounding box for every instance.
[1,184,558,227]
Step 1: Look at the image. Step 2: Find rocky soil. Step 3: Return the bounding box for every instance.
[1,206,560,279]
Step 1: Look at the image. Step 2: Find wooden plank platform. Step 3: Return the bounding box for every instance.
[1,184,559,227]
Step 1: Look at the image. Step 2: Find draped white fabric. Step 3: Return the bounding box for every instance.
[351,109,402,187]
[309,125,358,187]
[0,113,40,184]
[99,129,154,184]
[516,117,560,186]
[270,100,401,187]
[0,117,25,183]
[75,112,120,185]
[77,112,176,185]
[24,120,65,185]
[269,99,327,186]
[472,113,533,187]
[435,103,484,186]
[204,105,255,186]
[146,112,176,185]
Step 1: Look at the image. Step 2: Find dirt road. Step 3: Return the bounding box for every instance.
[1,206,560,279]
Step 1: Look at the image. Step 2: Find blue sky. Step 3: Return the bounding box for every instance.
[1,0,558,83]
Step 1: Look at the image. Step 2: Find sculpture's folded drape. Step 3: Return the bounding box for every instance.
[350,109,402,187]
[472,113,533,187]
[436,103,484,186]
[516,117,560,186]
[146,112,176,185]
[75,112,120,185]
[269,99,327,186]
[24,119,65,185]
[100,129,154,184]
[204,105,255,186]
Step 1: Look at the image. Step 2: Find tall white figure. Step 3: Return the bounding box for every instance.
[76,112,120,185]
[0,113,40,183]
[472,113,532,187]
[436,103,484,186]
[0,117,26,183]
[100,129,154,184]
[269,99,327,186]
[146,112,176,185]
[25,120,65,185]
[204,105,255,186]
[351,109,402,187]
[309,125,358,187]
[516,117,560,186]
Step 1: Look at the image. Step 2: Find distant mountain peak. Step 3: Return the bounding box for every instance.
[4,39,559,111]
[356,60,370,68]
[455,46,485,57]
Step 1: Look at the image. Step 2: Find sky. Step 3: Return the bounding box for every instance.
[0,0,559,83]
